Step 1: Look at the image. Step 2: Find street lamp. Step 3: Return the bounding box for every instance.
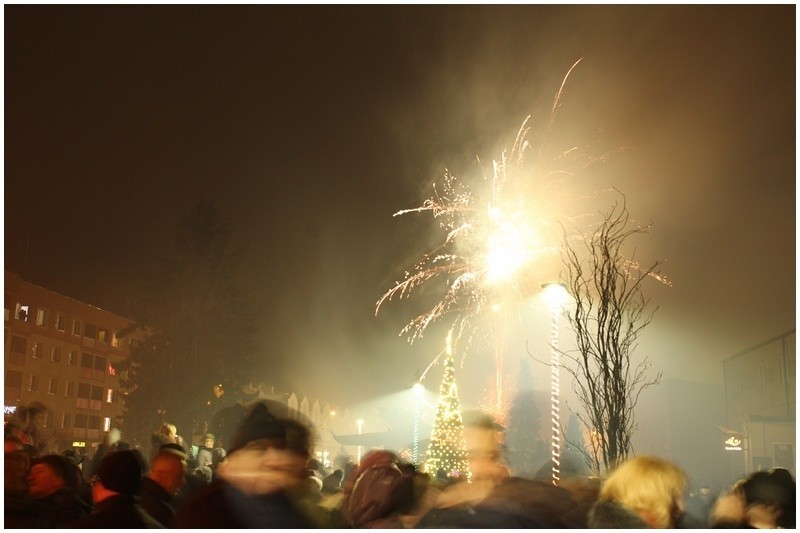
[412,382,425,467]
[356,418,364,464]
[542,282,568,486]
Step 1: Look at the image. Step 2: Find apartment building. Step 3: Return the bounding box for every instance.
[4,271,142,456]
[722,329,796,474]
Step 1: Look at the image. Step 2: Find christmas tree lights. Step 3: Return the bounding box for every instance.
[423,329,470,479]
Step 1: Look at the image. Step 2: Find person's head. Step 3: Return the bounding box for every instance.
[149,449,187,496]
[92,449,145,503]
[203,433,215,449]
[219,400,313,494]
[159,423,177,441]
[461,410,508,480]
[28,454,76,498]
[5,435,24,454]
[741,469,795,528]
[599,455,688,528]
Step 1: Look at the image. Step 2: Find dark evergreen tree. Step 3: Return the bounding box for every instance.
[116,201,260,448]
[505,358,548,478]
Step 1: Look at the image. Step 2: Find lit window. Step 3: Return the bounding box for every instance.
[105,388,115,403]
[103,417,111,432]
[35,309,46,327]
[15,304,29,321]
[31,342,42,359]
[55,314,66,332]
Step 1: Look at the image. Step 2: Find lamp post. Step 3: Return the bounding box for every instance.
[412,382,425,467]
[542,282,568,486]
[356,418,364,464]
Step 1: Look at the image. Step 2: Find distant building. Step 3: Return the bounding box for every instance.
[4,271,143,456]
[722,329,796,475]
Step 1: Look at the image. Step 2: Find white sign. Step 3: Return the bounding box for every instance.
[724,436,742,451]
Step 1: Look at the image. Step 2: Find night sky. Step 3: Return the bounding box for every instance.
[5,6,795,410]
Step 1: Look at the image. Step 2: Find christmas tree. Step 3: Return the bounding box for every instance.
[423,329,470,478]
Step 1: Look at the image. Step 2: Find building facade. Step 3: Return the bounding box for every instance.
[722,329,796,475]
[4,271,141,456]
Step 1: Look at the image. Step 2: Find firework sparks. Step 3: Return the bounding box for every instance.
[376,59,638,416]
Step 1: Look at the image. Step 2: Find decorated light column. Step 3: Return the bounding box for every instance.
[542,282,568,486]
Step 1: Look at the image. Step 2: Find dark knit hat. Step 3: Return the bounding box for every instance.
[159,442,188,459]
[32,455,75,488]
[228,400,311,455]
[96,449,144,495]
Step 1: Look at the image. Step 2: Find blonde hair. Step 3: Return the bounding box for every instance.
[599,455,688,528]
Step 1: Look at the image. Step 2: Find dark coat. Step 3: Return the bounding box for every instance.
[587,499,649,528]
[416,477,581,529]
[139,477,178,527]
[4,488,91,528]
[67,494,164,529]
[175,478,315,529]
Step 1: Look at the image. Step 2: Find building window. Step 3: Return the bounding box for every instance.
[80,353,93,379]
[68,351,78,366]
[103,417,111,432]
[50,347,62,363]
[111,332,120,348]
[47,378,58,395]
[98,328,109,344]
[44,410,54,428]
[28,374,39,392]
[93,356,106,381]
[72,319,81,336]
[108,363,117,376]
[10,336,26,354]
[105,388,116,403]
[61,412,71,429]
[5,370,23,399]
[55,314,66,332]
[65,381,74,397]
[15,303,29,322]
[77,383,90,409]
[35,309,47,327]
[90,386,103,411]
[74,414,87,429]
[31,342,43,359]
[83,323,98,341]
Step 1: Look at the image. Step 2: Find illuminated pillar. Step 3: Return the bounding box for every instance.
[412,383,424,467]
[356,418,364,464]
[542,282,568,486]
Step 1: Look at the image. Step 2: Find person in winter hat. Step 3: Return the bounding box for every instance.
[175,400,318,528]
[68,449,163,528]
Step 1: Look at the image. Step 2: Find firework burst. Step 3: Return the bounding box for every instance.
[377,60,589,356]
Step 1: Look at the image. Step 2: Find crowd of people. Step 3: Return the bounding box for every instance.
[4,399,796,528]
